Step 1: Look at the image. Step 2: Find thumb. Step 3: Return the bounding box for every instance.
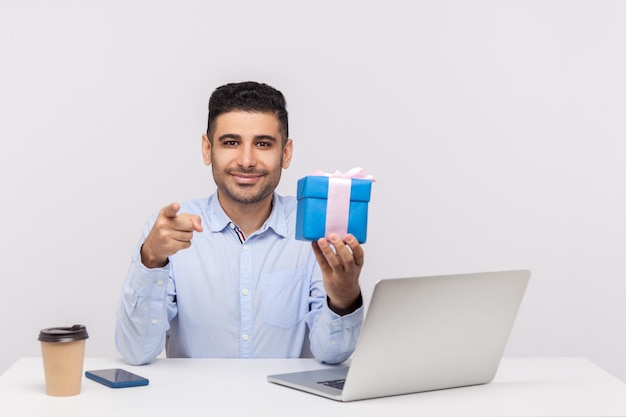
[161,202,180,218]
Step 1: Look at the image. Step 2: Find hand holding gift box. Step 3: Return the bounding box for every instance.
[296,167,375,243]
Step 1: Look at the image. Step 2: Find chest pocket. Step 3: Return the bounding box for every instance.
[260,268,308,328]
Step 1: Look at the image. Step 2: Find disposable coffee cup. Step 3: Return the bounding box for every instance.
[38,324,89,396]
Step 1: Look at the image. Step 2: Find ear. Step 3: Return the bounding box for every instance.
[202,134,212,166]
[282,138,293,169]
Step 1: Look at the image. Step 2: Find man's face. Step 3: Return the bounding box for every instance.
[202,111,293,207]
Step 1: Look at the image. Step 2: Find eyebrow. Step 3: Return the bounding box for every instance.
[254,135,278,143]
[217,133,278,143]
[217,133,241,142]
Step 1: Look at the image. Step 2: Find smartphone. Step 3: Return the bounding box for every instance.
[85,368,149,388]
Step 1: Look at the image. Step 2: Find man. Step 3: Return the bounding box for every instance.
[116,81,364,365]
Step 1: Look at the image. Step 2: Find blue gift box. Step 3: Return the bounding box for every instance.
[295,175,372,243]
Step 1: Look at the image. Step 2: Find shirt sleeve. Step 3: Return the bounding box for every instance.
[115,237,177,365]
[305,264,364,364]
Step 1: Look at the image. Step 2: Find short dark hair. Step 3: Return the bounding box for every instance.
[206,81,289,145]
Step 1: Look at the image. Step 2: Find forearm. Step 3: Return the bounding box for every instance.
[115,254,173,365]
[307,301,363,364]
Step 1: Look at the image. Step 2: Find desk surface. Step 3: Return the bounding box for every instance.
[1,357,626,417]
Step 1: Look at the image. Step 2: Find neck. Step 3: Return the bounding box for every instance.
[217,192,274,236]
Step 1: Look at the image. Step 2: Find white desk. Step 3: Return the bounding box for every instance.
[1,357,626,417]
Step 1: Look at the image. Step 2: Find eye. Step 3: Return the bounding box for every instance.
[256,141,273,148]
[223,140,239,147]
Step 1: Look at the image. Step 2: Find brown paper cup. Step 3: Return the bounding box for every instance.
[38,325,89,396]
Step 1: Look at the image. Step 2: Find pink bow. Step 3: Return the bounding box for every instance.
[311,167,376,181]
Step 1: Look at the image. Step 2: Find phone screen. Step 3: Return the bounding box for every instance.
[85,368,149,388]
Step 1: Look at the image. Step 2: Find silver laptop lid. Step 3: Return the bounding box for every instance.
[341,269,530,401]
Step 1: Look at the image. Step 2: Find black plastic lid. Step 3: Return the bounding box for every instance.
[38,324,89,343]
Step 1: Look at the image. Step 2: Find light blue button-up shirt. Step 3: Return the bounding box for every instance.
[115,193,363,365]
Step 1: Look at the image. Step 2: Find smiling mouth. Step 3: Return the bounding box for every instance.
[230,171,265,184]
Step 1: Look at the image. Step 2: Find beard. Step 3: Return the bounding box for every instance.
[212,164,283,205]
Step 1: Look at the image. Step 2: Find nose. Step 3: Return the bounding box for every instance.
[237,143,256,169]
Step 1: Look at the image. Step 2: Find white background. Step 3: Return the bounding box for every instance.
[1,1,625,381]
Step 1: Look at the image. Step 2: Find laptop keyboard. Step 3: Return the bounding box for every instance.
[317,378,346,390]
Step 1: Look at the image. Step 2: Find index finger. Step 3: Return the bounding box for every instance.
[342,234,364,267]
[178,213,203,233]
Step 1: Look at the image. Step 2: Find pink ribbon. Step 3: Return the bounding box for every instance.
[310,167,376,181]
[310,168,375,238]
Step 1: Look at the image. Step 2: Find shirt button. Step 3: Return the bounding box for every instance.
[242,333,250,341]
[151,319,158,325]
[242,288,250,296]
[242,244,249,251]
[229,223,236,229]
[156,280,164,286]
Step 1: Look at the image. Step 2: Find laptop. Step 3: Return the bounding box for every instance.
[267,269,530,401]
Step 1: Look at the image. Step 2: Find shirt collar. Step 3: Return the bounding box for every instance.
[206,192,288,238]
